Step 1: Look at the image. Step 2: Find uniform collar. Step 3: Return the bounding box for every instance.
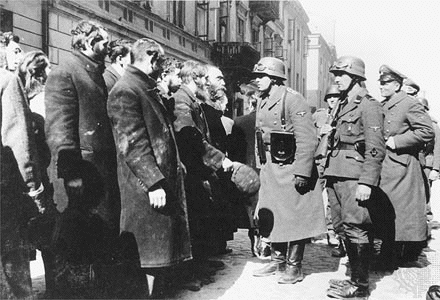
[338,86,368,118]
[263,84,285,110]
[382,90,407,110]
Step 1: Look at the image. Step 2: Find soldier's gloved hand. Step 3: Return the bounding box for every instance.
[294,175,310,195]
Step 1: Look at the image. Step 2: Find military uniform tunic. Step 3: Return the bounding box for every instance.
[256,84,325,243]
[323,86,385,242]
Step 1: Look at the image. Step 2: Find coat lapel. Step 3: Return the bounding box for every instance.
[266,85,285,110]
[382,91,406,110]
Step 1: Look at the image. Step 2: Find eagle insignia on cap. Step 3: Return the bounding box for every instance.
[296,111,306,117]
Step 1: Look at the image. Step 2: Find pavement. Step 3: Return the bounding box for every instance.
[31,182,440,300]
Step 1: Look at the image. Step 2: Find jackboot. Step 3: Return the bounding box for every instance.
[253,242,286,277]
[329,239,355,288]
[278,240,305,284]
[328,243,370,299]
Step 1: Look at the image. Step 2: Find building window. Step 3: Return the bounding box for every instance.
[123,8,133,22]
[196,0,208,41]
[162,28,170,40]
[0,8,13,32]
[219,0,228,42]
[192,43,197,53]
[179,36,185,47]
[173,1,185,29]
[145,18,149,30]
[296,29,300,51]
[237,17,244,42]
[98,0,110,11]
[149,21,154,32]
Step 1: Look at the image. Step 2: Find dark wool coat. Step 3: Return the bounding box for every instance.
[380,91,434,241]
[103,65,120,94]
[44,51,120,232]
[256,85,325,242]
[107,65,191,268]
[172,86,226,250]
[228,111,259,229]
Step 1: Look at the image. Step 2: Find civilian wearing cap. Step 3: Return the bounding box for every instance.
[324,56,386,299]
[378,64,434,268]
[417,97,440,228]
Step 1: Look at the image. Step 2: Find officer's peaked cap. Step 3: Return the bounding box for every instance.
[379,64,406,84]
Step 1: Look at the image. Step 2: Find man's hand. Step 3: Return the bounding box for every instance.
[295,175,310,195]
[355,184,371,202]
[222,157,234,172]
[385,136,396,150]
[429,169,439,181]
[148,188,166,209]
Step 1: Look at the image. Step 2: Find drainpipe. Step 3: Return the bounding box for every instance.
[41,0,49,55]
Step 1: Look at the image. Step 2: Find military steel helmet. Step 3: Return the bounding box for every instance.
[324,85,340,101]
[329,56,366,81]
[231,163,260,195]
[252,57,287,80]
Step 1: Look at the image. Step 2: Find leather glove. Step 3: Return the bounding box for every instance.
[294,175,309,195]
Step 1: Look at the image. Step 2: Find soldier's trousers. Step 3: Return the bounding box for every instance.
[326,177,372,244]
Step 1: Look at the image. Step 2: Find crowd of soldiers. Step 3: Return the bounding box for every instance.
[0,18,438,300]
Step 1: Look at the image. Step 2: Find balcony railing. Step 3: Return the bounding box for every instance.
[249,1,279,23]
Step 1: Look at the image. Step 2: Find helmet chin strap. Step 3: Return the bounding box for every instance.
[340,76,360,100]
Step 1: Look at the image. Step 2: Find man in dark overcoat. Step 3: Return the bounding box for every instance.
[324,56,386,299]
[44,20,120,298]
[107,38,191,297]
[378,65,434,266]
[103,39,132,93]
[172,60,235,289]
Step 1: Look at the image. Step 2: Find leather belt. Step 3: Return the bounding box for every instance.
[336,143,356,150]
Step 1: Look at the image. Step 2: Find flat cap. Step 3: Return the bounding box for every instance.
[379,64,406,83]
[231,163,260,196]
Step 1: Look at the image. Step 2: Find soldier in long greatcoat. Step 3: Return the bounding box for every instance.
[251,57,325,285]
[378,65,434,266]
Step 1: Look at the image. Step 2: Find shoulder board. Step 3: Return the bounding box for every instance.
[316,108,326,112]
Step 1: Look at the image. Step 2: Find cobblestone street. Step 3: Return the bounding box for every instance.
[31,183,440,300]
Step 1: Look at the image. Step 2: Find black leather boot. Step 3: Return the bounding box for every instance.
[253,242,286,277]
[278,240,305,284]
[328,243,370,299]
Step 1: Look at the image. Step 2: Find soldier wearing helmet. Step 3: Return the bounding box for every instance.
[377,65,434,270]
[312,85,346,258]
[324,56,386,298]
[252,57,326,285]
